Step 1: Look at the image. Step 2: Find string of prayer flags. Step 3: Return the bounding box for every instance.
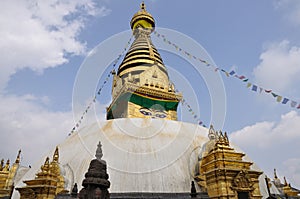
[69,35,134,135]
[153,30,300,110]
[179,95,206,127]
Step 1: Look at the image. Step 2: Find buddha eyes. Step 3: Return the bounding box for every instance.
[139,108,167,118]
[155,113,166,118]
[140,109,152,116]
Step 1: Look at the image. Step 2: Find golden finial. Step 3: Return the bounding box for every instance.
[140,1,146,11]
[53,146,59,162]
[0,159,4,170]
[15,149,21,164]
[41,157,50,173]
[3,159,10,171]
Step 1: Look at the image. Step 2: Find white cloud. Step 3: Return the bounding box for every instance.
[253,40,300,94]
[0,0,110,91]
[274,0,300,26]
[230,111,300,188]
[0,94,73,166]
[0,93,108,166]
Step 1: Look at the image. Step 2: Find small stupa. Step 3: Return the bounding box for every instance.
[79,141,110,199]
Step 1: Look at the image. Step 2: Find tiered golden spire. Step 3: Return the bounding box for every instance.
[107,2,181,120]
[196,126,262,199]
[117,2,166,79]
[16,147,68,199]
[0,150,21,198]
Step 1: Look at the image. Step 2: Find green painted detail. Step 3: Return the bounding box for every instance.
[107,92,179,120]
[130,93,178,110]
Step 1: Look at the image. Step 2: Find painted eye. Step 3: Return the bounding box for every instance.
[139,108,152,116]
[154,111,167,118]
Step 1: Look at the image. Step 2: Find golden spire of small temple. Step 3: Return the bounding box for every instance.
[3,160,10,171]
[41,157,50,173]
[15,149,21,164]
[53,146,59,162]
[0,159,4,170]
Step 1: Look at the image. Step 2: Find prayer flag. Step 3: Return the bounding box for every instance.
[271,93,278,98]
[265,89,272,93]
[277,96,282,102]
[229,70,236,76]
[247,83,252,88]
[291,101,297,108]
[282,98,289,104]
[252,85,258,91]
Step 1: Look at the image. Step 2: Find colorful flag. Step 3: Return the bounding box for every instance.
[271,93,278,98]
[247,83,252,88]
[265,89,272,93]
[282,98,289,104]
[229,70,236,76]
[252,85,258,91]
[277,96,282,102]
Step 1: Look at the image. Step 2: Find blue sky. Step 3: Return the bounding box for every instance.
[1,0,300,188]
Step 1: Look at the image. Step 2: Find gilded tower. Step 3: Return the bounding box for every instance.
[196,125,262,199]
[0,150,21,198]
[107,2,182,120]
[16,147,68,199]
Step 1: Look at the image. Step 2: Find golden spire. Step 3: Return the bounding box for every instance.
[0,159,4,170]
[107,3,182,121]
[53,146,59,162]
[118,2,166,78]
[130,2,155,32]
[41,157,50,173]
[3,160,10,171]
[15,149,21,164]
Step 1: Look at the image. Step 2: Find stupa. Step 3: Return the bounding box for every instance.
[1,2,299,199]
